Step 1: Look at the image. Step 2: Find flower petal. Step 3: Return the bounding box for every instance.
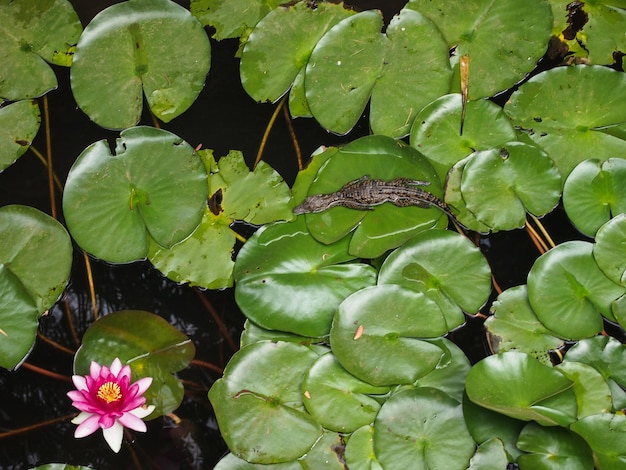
[118,412,147,432]
[130,404,155,419]
[89,361,102,378]
[71,374,87,391]
[133,377,153,396]
[102,420,124,453]
[71,411,93,425]
[74,413,101,438]
[110,358,123,376]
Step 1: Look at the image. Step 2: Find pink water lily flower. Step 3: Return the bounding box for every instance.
[67,357,155,453]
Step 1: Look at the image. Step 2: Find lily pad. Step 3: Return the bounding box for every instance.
[344,425,383,470]
[465,351,577,426]
[555,361,613,419]
[374,387,475,469]
[406,0,553,99]
[71,0,211,129]
[468,438,509,470]
[305,8,451,137]
[208,341,323,464]
[457,142,561,231]
[409,94,517,182]
[516,421,593,470]
[63,126,208,263]
[190,0,280,40]
[302,135,448,258]
[233,217,376,338]
[570,413,626,469]
[378,228,492,330]
[504,65,626,178]
[563,158,626,237]
[0,205,72,370]
[0,100,40,171]
[240,1,354,103]
[74,310,196,418]
[486,285,563,363]
[302,353,389,433]
[0,0,81,101]
[594,214,626,286]
[527,241,625,339]
[329,285,446,386]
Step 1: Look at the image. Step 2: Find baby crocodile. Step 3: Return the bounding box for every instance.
[294,176,456,219]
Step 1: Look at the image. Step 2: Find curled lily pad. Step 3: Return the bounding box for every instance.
[233,217,376,338]
[563,158,626,237]
[190,0,280,40]
[71,0,211,129]
[465,351,577,426]
[0,205,72,370]
[409,94,517,182]
[208,341,323,464]
[486,285,563,363]
[378,228,492,330]
[305,8,451,137]
[516,421,593,470]
[302,135,448,258]
[594,214,626,286]
[240,1,353,103]
[374,387,475,469]
[63,126,208,263]
[329,285,446,386]
[504,65,626,178]
[0,100,40,171]
[456,142,561,231]
[407,0,553,99]
[555,361,613,418]
[527,241,625,339]
[302,353,389,433]
[0,0,81,101]
[74,310,196,418]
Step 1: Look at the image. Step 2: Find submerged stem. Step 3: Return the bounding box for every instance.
[254,97,286,169]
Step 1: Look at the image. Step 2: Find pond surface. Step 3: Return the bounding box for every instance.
[0,1,587,468]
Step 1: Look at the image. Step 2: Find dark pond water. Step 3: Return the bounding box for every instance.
[0,0,588,468]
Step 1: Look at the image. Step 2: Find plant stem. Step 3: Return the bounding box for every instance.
[42,95,57,219]
[21,361,71,382]
[254,96,286,169]
[282,103,303,170]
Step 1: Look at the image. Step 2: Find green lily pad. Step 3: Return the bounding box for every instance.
[0,100,40,171]
[549,0,626,64]
[457,142,561,230]
[374,387,475,469]
[63,126,208,263]
[463,394,525,462]
[563,158,626,237]
[71,0,211,129]
[465,351,577,426]
[0,0,81,101]
[208,341,323,464]
[555,361,613,419]
[305,8,451,137]
[594,214,626,286]
[149,149,292,289]
[409,94,517,182]
[570,413,626,469]
[74,310,196,418]
[302,353,390,433]
[486,285,563,363]
[214,452,301,469]
[527,241,625,339]
[564,336,626,408]
[406,0,553,99]
[240,1,353,103]
[378,228,492,330]
[302,135,448,258]
[299,431,345,469]
[504,65,626,178]
[240,320,326,349]
[468,438,510,470]
[233,217,376,338]
[329,285,446,386]
[190,0,280,40]
[0,205,72,370]
[207,150,294,225]
[516,421,594,470]
[344,425,383,470]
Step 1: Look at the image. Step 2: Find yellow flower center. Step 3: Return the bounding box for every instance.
[97,381,122,404]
